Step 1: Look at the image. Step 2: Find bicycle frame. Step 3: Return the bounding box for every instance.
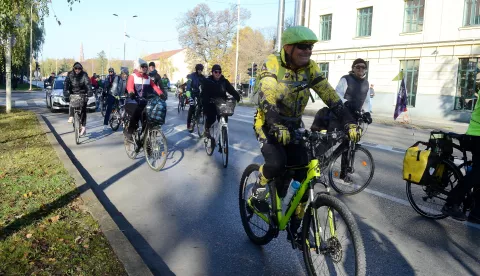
[248,158,335,234]
[210,116,228,143]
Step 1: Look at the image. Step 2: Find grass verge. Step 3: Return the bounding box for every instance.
[0,83,42,91]
[0,107,126,275]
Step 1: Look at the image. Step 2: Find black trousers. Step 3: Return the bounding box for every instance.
[125,102,146,135]
[447,135,480,217]
[261,142,309,182]
[203,102,229,129]
[187,94,200,126]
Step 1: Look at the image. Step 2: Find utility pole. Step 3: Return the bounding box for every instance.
[113,14,137,66]
[234,0,240,89]
[276,0,285,53]
[294,0,306,26]
[6,36,13,113]
[29,3,34,90]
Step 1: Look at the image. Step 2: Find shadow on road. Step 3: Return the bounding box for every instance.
[401,216,480,275]
[39,114,175,275]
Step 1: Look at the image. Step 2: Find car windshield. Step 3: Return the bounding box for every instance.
[53,81,64,89]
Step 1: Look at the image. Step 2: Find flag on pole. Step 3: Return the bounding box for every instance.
[394,77,408,120]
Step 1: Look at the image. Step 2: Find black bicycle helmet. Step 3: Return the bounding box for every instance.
[195,64,204,71]
[108,67,114,73]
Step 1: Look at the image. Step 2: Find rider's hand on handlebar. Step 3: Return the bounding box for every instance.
[362,112,373,124]
[346,124,362,143]
[273,124,291,146]
[129,92,136,100]
[160,93,167,101]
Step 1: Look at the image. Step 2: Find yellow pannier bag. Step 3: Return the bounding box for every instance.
[403,146,431,184]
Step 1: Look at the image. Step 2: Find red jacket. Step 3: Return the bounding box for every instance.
[90,76,98,87]
[127,70,163,98]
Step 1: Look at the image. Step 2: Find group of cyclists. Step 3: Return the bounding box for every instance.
[60,25,479,228]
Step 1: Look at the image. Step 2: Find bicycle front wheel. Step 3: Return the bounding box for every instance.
[328,145,375,195]
[302,194,366,276]
[74,112,80,145]
[406,159,461,219]
[221,126,228,168]
[144,126,168,171]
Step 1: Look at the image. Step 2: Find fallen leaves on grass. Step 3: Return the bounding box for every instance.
[48,215,60,223]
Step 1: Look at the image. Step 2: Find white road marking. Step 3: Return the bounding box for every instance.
[34,100,46,106]
[14,100,28,107]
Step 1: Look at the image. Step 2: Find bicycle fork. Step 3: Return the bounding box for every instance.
[307,183,337,255]
[346,141,357,174]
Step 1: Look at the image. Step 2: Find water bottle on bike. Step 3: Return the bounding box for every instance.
[282,180,301,211]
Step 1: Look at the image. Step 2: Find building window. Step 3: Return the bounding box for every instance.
[455,58,479,111]
[316,63,329,99]
[356,7,373,37]
[403,0,425,32]
[464,0,480,26]
[319,14,332,41]
[400,60,420,107]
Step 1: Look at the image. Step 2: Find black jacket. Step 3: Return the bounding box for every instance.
[149,70,166,93]
[200,75,241,104]
[63,70,92,97]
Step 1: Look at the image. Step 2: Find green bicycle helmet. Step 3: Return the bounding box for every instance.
[281,26,318,47]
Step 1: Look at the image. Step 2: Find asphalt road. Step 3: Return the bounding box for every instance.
[2,91,479,276]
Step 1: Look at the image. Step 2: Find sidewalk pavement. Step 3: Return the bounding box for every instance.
[239,96,470,134]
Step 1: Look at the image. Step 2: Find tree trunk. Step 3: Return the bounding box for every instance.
[5,36,13,113]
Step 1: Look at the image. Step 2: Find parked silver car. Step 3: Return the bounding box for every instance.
[45,76,96,112]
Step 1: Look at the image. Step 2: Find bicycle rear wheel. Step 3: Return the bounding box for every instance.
[302,194,366,276]
[144,126,168,171]
[123,120,138,159]
[197,113,205,137]
[74,112,80,145]
[221,126,228,168]
[328,145,375,195]
[406,159,461,219]
[99,98,106,117]
[204,130,215,156]
[110,110,121,131]
[238,164,275,245]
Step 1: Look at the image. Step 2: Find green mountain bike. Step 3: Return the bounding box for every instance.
[239,129,366,276]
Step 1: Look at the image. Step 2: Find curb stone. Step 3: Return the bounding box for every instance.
[35,113,153,276]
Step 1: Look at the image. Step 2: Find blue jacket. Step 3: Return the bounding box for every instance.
[186,72,204,95]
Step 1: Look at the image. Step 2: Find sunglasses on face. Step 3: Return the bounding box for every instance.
[141,65,148,69]
[213,70,221,74]
[295,44,314,50]
[354,65,367,70]
[74,67,82,70]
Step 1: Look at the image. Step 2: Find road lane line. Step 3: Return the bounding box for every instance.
[229,117,254,124]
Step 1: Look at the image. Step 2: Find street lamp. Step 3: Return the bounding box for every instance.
[113,14,138,64]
